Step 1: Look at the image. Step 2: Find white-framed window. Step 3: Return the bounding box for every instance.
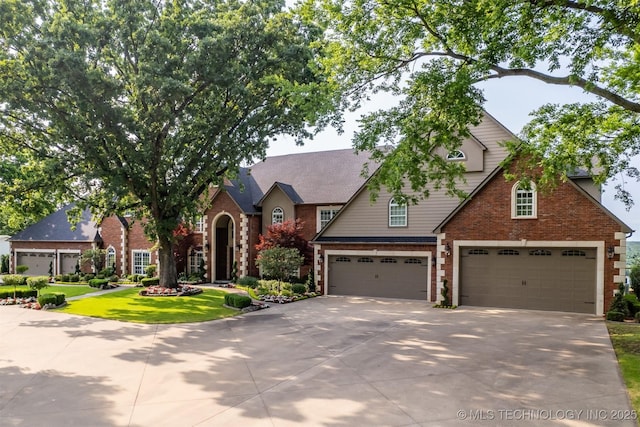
[272,207,284,224]
[189,250,203,274]
[447,150,466,160]
[106,246,116,270]
[511,181,537,218]
[389,198,407,227]
[132,250,151,275]
[194,216,205,233]
[317,206,341,231]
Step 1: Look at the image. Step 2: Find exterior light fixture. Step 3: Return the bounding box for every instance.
[444,243,451,257]
[431,257,436,267]
[607,245,615,259]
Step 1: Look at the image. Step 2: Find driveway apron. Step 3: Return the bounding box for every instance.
[0,297,635,426]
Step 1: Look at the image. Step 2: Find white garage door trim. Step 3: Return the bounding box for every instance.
[323,249,433,301]
[451,240,605,315]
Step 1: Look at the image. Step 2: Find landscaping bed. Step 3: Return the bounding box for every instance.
[139,285,203,297]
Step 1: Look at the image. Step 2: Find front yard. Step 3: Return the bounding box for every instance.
[56,287,239,323]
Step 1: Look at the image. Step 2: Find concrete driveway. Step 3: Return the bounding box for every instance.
[0,296,635,426]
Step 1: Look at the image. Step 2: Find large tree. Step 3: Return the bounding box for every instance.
[0,0,337,287]
[301,0,640,205]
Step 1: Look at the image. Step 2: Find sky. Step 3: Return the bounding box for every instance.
[266,77,640,241]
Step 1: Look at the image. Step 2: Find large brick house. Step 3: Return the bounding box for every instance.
[9,113,633,315]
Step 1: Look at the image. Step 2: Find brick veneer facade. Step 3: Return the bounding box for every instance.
[439,169,626,313]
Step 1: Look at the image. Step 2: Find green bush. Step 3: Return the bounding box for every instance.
[2,274,27,287]
[1,254,9,274]
[0,289,37,299]
[54,275,63,282]
[607,311,625,322]
[88,278,110,288]
[68,274,80,282]
[237,276,260,288]
[109,275,119,283]
[38,293,58,307]
[127,274,143,283]
[635,312,640,323]
[16,265,29,274]
[52,292,66,305]
[27,276,50,295]
[83,273,95,281]
[61,274,70,282]
[624,294,640,316]
[224,293,252,309]
[145,264,157,278]
[141,277,160,287]
[291,283,306,294]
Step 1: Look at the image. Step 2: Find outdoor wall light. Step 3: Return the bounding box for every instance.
[607,245,615,259]
[444,243,451,257]
[431,257,436,267]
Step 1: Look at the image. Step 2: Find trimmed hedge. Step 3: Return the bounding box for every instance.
[224,293,252,309]
[141,277,160,287]
[291,283,307,295]
[0,289,37,299]
[236,276,260,288]
[38,293,57,307]
[88,278,110,288]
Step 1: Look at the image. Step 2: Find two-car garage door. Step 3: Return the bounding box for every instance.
[328,255,428,299]
[460,247,596,314]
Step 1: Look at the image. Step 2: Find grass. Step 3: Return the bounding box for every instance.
[3,285,98,298]
[607,322,640,414]
[56,287,239,323]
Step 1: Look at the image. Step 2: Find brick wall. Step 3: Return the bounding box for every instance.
[440,169,624,312]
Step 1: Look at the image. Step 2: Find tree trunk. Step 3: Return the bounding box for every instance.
[158,236,178,288]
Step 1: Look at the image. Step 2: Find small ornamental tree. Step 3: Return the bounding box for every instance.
[255,219,313,265]
[82,249,106,272]
[16,265,29,275]
[630,258,640,295]
[256,247,305,291]
[27,276,50,297]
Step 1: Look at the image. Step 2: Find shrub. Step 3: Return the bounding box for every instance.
[61,274,70,282]
[54,275,63,282]
[89,278,110,288]
[1,254,9,274]
[224,293,252,309]
[2,274,26,287]
[624,294,640,316]
[27,276,50,296]
[291,283,306,295]
[127,274,143,283]
[52,292,66,305]
[38,293,58,307]
[141,277,160,287]
[83,273,95,281]
[68,274,80,283]
[237,276,260,288]
[109,275,119,283]
[635,312,640,323]
[609,283,630,317]
[16,265,29,274]
[145,264,157,278]
[0,289,37,299]
[607,311,625,322]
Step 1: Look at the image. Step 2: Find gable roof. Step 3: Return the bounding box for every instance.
[433,164,634,234]
[9,204,100,242]
[224,148,375,213]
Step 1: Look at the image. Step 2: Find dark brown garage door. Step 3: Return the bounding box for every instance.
[16,252,55,276]
[328,255,428,299]
[460,247,596,313]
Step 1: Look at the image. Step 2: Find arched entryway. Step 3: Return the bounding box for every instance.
[212,213,235,282]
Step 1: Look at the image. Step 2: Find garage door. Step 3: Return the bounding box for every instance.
[16,252,55,276]
[60,253,80,274]
[328,255,428,299]
[460,247,596,313]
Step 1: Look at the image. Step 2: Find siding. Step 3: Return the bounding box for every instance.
[322,115,513,238]
[261,187,295,232]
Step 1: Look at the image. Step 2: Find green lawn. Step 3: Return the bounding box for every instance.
[607,323,640,414]
[56,287,239,323]
[4,285,98,298]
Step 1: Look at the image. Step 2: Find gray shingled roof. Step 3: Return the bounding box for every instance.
[9,204,99,242]
[224,148,374,213]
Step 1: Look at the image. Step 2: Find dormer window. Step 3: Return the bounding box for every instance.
[272,207,284,224]
[511,181,537,218]
[446,150,466,161]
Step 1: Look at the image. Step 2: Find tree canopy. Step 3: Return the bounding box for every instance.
[0,0,337,286]
[300,0,640,206]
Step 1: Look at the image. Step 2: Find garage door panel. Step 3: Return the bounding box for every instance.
[329,256,428,300]
[460,247,596,314]
[16,252,55,276]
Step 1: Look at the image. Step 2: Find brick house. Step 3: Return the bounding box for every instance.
[9,113,633,314]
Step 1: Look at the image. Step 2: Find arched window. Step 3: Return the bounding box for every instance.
[388,198,407,227]
[106,247,116,271]
[447,150,466,160]
[511,181,537,218]
[272,207,284,224]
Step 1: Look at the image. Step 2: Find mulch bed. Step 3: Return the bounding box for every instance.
[138,285,203,297]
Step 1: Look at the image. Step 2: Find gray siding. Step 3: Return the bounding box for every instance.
[261,187,295,231]
[321,115,513,238]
